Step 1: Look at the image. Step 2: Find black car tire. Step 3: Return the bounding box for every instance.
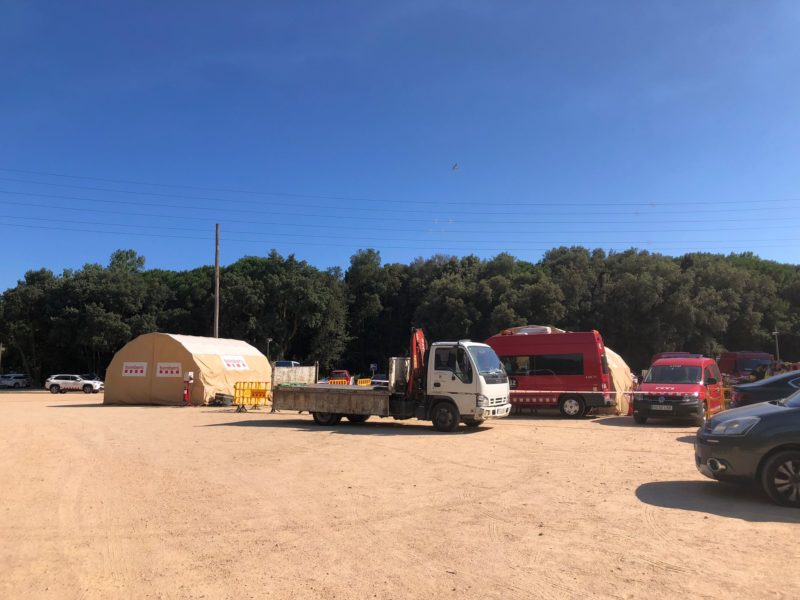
[83,385,93,394]
[49,385,60,394]
[760,450,800,507]
[633,413,647,425]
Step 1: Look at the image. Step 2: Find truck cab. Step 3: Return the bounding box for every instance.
[419,341,511,430]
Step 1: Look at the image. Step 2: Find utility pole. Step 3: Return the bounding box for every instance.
[214,224,220,338]
[773,329,781,363]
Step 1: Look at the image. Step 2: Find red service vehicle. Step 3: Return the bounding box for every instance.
[650,352,702,364]
[633,356,724,426]
[329,369,353,384]
[717,351,774,383]
[485,326,614,418]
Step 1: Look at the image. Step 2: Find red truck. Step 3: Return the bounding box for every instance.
[717,351,774,383]
[485,326,614,418]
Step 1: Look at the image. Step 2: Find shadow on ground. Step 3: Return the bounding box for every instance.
[675,435,696,444]
[203,417,489,436]
[636,480,800,523]
[594,416,697,429]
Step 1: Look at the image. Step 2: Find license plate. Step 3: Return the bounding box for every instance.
[651,404,673,411]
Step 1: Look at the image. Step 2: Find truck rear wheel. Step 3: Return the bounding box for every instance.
[431,402,460,432]
[559,395,585,418]
[312,412,342,426]
[345,414,369,424]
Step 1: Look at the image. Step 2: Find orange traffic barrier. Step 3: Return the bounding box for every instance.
[357,378,372,386]
[328,378,349,385]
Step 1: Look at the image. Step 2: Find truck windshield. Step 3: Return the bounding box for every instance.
[737,359,771,372]
[467,346,505,375]
[644,365,702,384]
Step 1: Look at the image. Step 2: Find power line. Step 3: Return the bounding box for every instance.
[1,166,798,209]
[0,219,796,252]
[3,213,800,243]
[2,190,800,227]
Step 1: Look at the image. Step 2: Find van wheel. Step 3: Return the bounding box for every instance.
[312,412,342,426]
[693,402,708,427]
[760,451,800,507]
[559,396,584,418]
[345,414,369,423]
[49,385,60,394]
[431,402,460,432]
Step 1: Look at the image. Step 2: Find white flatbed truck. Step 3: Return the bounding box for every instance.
[273,329,511,431]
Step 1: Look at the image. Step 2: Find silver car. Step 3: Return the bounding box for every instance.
[45,374,104,394]
[0,373,31,388]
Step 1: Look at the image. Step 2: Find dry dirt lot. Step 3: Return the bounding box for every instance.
[1,391,798,600]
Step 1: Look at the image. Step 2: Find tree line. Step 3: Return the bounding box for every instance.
[1,247,798,383]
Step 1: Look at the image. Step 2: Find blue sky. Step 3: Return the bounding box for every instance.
[1,1,799,290]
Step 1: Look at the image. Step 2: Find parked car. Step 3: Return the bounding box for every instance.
[718,350,774,384]
[633,356,725,426]
[730,371,800,408]
[371,373,389,387]
[44,374,104,394]
[329,370,353,384]
[274,360,300,367]
[695,391,800,507]
[0,373,31,388]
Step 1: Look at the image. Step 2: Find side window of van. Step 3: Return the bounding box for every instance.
[534,354,584,376]
[501,356,529,376]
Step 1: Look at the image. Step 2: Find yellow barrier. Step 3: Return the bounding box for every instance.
[328,378,349,385]
[357,378,372,386]
[234,381,272,411]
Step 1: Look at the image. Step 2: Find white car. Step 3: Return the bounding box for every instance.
[0,373,31,388]
[45,374,104,394]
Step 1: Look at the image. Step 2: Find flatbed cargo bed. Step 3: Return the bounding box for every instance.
[273,384,393,416]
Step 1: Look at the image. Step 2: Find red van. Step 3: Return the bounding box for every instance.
[633,356,724,425]
[485,327,614,418]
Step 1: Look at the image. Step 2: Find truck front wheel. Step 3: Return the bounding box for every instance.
[312,412,342,426]
[431,402,460,432]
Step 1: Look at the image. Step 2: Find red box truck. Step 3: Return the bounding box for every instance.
[485,326,614,418]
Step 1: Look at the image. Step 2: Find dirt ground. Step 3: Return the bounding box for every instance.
[1,392,797,600]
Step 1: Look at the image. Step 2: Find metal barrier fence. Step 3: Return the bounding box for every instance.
[234,381,271,412]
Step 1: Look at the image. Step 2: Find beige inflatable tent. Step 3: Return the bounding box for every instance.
[104,333,272,406]
[605,346,634,414]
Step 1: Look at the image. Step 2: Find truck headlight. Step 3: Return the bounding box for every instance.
[710,416,760,436]
[681,392,700,403]
[476,394,489,407]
